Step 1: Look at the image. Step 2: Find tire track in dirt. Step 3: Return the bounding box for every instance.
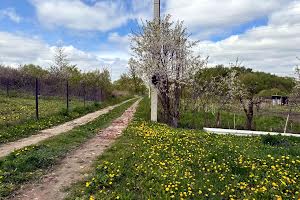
[0,99,133,158]
[10,98,141,200]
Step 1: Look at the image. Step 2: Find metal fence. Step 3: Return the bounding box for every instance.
[0,74,107,121]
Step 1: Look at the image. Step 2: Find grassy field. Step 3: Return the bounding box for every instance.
[0,94,92,126]
[0,95,130,144]
[0,99,136,197]
[179,110,300,134]
[66,98,300,200]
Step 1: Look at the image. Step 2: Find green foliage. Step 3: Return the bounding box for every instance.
[82,69,113,95]
[195,65,295,96]
[113,73,147,95]
[240,71,294,96]
[258,88,288,97]
[20,64,49,78]
[0,99,135,197]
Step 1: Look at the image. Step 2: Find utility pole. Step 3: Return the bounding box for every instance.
[151,0,160,122]
[154,0,160,20]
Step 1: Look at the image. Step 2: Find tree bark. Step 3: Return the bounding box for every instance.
[246,101,254,130]
[158,84,181,128]
[216,110,221,128]
[171,83,180,128]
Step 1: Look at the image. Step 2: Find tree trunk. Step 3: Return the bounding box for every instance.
[170,83,180,128]
[246,114,253,130]
[216,110,221,128]
[157,80,181,128]
[246,101,254,130]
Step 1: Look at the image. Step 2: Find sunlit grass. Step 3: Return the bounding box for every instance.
[67,99,300,200]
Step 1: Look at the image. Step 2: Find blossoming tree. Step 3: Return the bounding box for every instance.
[131,15,207,127]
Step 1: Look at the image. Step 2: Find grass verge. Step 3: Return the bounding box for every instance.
[0,96,131,144]
[66,98,300,200]
[179,110,300,133]
[0,98,136,198]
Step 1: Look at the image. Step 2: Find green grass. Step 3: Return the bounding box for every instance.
[0,96,131,144]
[0,93,94,126]
[0,98,136,198]
[66,98,300,200]
[179,110,300,133]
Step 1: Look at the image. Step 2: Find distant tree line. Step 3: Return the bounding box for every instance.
[113,58,147,95]
[0,47,113,101]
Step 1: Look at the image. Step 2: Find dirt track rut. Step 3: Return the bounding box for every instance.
[10,99,141,200]
[0,99,133,158]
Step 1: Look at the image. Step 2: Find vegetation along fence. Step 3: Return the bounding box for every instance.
[0,72,107,121]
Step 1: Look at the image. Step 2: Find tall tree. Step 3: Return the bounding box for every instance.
[236,73,265,130]
[50,46,71,79]
[131,15,207,127]
[128,58,139,94]
[213,71,239,127]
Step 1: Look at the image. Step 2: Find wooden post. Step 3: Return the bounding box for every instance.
[35,78,39,120]
[233,113,236,129]
[66,80,69,112]
[284,108,292,133]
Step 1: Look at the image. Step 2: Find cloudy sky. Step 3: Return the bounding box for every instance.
[0,0,299,80]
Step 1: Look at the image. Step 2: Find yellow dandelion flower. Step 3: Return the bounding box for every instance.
[89,195,95,200]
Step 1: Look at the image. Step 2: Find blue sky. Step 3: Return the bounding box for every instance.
[0,0,300,79]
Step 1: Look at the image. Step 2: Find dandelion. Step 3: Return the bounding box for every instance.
[89,195,95,200]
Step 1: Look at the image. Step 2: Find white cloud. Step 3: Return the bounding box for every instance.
[131,0,152,22]
[108,32,130,46]
[30,0,129,31]
[30,0,153,32]
[0,8,22,23]
[2,0,299,78]
[165,0,292,38]
[197,1,300,77]
[0,32,128,80]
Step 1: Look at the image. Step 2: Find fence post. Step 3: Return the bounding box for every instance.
[35,78,39,120]
[66,80,69,113]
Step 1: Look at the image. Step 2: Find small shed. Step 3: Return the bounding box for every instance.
[272,95,288,106]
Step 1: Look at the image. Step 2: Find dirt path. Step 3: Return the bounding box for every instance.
[0,99,133,158]
[10,99,141,200]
